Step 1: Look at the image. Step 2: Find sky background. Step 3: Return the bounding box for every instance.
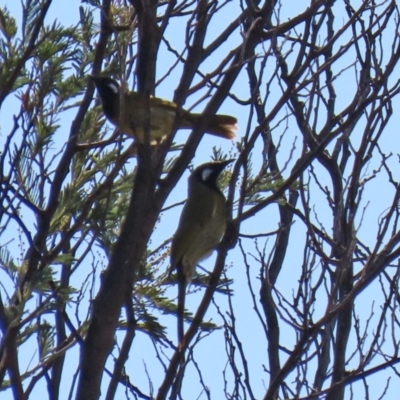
[1,0,400,399]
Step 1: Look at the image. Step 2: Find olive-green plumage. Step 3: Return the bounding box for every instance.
[90,76,237,144]
[170,159,234,344]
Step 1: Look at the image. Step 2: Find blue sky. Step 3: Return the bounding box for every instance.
[1,0,400,399]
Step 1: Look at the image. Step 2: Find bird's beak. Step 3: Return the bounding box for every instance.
[213,159,235,174]
[88,75,102,87]
[220,159,235,168]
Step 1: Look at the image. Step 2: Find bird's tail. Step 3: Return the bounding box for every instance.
[185,113,238,139]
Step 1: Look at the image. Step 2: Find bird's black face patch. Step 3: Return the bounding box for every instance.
[91,77,120,100]
[196,165,221,191]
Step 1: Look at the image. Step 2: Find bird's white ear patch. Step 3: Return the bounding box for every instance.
[201,168,213,182]
[107,82,120,94]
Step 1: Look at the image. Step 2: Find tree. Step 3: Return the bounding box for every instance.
[1,0,400,399]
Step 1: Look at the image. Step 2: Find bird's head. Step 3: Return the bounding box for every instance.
[190,159,234,191]
[90,75,120,99]
[89,75,121,122]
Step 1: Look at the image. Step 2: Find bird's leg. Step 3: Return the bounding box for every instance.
[177,264,186,349]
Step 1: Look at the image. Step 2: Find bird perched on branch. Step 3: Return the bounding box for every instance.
[89,76,237,144]
[170,159,234,345]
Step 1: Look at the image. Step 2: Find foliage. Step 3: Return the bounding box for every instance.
[1,1,400,400]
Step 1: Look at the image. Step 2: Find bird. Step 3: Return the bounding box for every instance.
[170,159,234,345]
[89,75,237,144]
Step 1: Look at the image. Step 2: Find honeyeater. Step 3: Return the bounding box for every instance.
[170,159,234,344]
[89,75,237,144]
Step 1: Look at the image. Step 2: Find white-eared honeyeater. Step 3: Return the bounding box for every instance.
[90,76,237,144]
[170,159,234,344]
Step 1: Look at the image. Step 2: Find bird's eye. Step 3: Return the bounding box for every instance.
[106,82,119,94]
[201,168,213,182]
